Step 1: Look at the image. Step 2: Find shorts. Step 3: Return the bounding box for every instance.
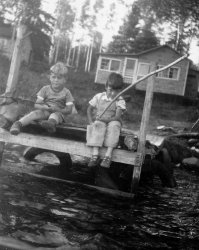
[86,120,121,148]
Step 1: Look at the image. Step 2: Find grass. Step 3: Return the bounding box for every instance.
[0,56,197,133]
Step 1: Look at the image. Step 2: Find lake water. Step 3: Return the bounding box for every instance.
[0,144,198,250]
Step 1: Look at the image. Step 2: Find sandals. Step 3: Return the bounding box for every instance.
[88,155,112,168]
[88,155,99,167]
[100,156,111,168]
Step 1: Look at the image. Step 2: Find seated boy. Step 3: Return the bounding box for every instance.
[86,72,126,168]
[10,62,74,135]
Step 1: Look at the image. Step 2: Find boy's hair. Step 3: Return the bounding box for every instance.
[50,62,68,76]
[105,72,124,90]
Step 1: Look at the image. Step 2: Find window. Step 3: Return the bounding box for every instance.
[137,63,150,79]
[157,65,180,80]
[100,58,121,72]
[100,58,110,70]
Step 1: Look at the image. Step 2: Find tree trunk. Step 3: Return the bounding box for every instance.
[75,43,81,70]
[88,39,93,72]
[54,38,61,63]
[67,42,72,66]
[85,45,90,72]
[71,47,76,66]
[64,40,68,63]
[6,24,26,94]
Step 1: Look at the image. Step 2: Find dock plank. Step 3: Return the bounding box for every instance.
[0,128,136,165]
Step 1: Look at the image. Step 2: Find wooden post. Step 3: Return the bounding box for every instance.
[6,24,26,94]
[131,65,155,193]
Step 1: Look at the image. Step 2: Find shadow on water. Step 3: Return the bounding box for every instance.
[0,144,199,249]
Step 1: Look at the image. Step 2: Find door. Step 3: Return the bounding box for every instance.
[123,58,137,84]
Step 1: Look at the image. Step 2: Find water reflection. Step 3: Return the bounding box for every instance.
[0,145,199,249]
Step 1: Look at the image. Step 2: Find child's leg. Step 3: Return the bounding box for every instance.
[10,110,49,135]
[19,110,50,126]
[105,147,114,157]
[86,121,106,147]
[40,112,63,133]
[101,121,121,168]
[93,146,100,156]
[88,146,100,167]
[87,121,106,167]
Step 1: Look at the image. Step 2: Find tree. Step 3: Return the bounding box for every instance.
[0,0,54,61]
[137,0,199,54]
[108,3,160,53]
[50,0,75,64]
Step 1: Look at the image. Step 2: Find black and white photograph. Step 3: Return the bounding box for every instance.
[0,0,198,249]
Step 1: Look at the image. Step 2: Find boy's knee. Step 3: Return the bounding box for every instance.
[30,110,44,116]
[107,121,121,133]
[93,120,106,129]
[49,112,62,124]
[108,120,121,128]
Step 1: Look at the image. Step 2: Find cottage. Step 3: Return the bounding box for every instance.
[0,23,32,63]
[95,45,198,98]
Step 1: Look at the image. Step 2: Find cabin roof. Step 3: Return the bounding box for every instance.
[98,45,187,59]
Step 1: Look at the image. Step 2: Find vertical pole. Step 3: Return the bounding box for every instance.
[131,64,155,193]
[6,24,26,94]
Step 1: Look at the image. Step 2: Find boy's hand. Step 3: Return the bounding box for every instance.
[96,116,111,123]
[88,118,93,125]
[48,106,58,112]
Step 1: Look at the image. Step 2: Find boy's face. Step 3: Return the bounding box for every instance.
[106,82,120,98]
[50,73,66,92]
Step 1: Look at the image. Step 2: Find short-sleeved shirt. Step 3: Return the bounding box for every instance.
[89,92,126,111]
[37,85,74,109]
[89,92,126,120]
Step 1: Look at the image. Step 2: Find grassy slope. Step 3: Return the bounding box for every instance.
[0,58,196,133]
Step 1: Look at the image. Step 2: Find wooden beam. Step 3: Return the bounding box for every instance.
[22,123,164,146]
[27,173,135,198]
[131,67,155,193]
[0,128,136,165]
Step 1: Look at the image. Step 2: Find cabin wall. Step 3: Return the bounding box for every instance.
[95,47,190,96]
[135,47,189,96]
[95,55,125,84]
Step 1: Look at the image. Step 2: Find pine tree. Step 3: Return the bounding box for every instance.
[0,0,54,61]
[137,0,199,54]
[108,3,159,53]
